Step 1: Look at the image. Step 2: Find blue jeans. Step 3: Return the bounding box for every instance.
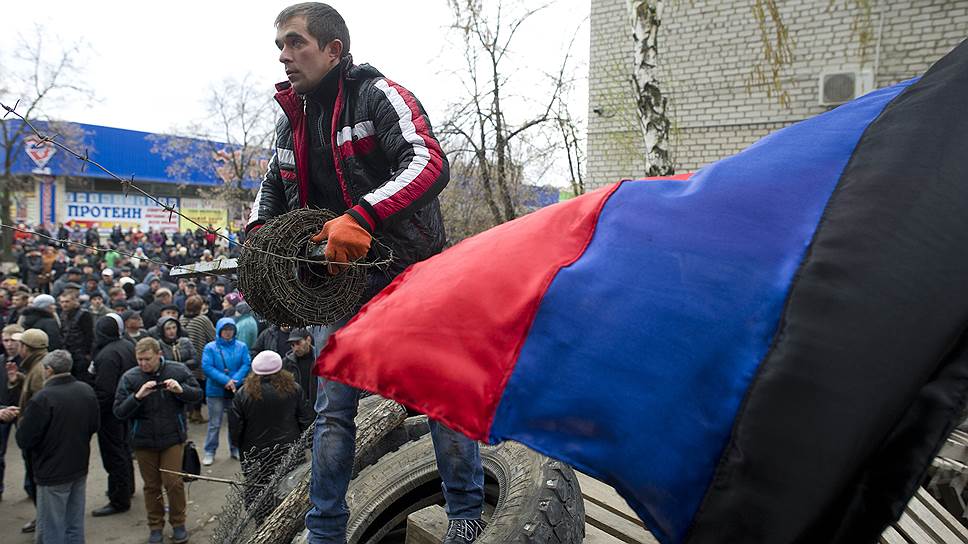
[204,396,238,456]
[305,379,485,544]
[36,477,86,544]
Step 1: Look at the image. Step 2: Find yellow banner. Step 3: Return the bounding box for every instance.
[180,208,228,232]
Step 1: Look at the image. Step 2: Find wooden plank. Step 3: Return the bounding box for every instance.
[894,510,940,544]
[914,487,968,542]
[406,505,448,544]
[904,490,964,543]
[577,472,644,527]
[584,498,658,544]
[879,525,910,544]
[584,522,624,544]
[169,257,238,277]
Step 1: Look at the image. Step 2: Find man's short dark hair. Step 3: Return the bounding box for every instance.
[275,2,351,55]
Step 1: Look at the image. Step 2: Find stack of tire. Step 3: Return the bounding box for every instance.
[290,395,586,544]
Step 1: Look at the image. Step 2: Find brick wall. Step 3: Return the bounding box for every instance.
[587,0,968,188]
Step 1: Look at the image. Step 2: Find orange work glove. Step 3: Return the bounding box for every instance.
[310,214,372,275]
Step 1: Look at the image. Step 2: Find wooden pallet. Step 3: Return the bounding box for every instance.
[405,472,968,543]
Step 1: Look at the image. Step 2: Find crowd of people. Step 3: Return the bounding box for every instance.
[1,222,316,543]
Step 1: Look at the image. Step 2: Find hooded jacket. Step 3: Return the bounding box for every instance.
[92,314,137,414]
[201,318,251,398]
[19,307,62,351]
[246,58,448,280]
[156,316,197,371]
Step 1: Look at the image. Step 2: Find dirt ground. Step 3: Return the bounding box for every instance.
[0,407,243,543]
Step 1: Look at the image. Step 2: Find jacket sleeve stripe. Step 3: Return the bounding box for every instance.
[364,79,445,221]
[246,152,278,231]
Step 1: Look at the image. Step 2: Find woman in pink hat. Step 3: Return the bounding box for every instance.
[228,351,313,515]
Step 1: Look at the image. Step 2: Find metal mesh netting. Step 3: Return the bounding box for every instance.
[237,209,367,327]
[211,423,316,544]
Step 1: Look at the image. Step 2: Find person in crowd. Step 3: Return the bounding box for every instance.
[157,316,197,376]
[181,295,214,423]
[110,297,129,315]
[6,291,29,326]
[251,323,292,360]
[85,225,100,247]
[283,328,318,407]
[233,302,258,350]
[51,267,84,298]
[173,280,197,313]
[201,318,251,464]
[114,337,201,544]
[123,310,150,344]
[59,287,95,385]
[87,291,111,320]
[91,313,137,517]
[142,288,173,329]
[120,277,146,309]
[16,349,99,544]
[10,328,50,533]
[99,268,116,293]
[209,279,227,312]
[229,350,313,517]
[19,294,62,350]
[0,324,24,502]
[147,305,181,339]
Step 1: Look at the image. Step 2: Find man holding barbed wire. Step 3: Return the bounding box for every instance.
[245,3,486,543]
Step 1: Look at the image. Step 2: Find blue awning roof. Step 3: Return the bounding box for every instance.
[7,120,266,189]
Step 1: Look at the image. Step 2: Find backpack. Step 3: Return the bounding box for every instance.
[182,440,201,482]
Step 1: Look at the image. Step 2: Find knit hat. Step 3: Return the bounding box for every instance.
[31,294,56,310]
[251,351,283,376]
[13,329,49,349]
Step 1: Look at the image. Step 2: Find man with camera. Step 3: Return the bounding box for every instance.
[114,337,201,544]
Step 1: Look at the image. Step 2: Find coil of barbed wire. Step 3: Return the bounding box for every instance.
[237,208,370,327]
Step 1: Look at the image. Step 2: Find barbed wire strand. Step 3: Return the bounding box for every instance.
[0,99,391,269]
[0,223,234,281]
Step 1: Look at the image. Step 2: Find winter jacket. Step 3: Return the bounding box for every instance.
[251,325,291,359]
[201,318,251,398]
[228,374,313,462]
[246,58,448,280]
[16,374,100,486]
[234,312,258,350]
[17,350,47,409]
[113,360,201,450]
[181,314,215,356]
[157,316,197,372]
[61,307,95,385]
[19,307,62,351]
[92,316,137,414]
[283,350,319,408]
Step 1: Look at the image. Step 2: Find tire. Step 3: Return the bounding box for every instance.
[345,434,585,544]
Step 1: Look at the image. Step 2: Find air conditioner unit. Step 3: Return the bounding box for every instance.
[818,69,874,106]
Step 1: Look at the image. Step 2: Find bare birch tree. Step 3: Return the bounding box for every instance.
[0,32,91,258]
[628,0,871,176]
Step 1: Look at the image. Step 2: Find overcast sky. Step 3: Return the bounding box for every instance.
[2,0,590,185]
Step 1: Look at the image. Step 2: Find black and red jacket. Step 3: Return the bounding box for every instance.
[246,58,449,277]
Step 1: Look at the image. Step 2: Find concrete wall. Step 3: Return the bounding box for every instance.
[587,0,968,188]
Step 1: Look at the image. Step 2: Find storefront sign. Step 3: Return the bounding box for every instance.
[66,191,180,233]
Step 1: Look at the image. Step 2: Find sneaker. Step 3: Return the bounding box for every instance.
[171,525,189,543]
[443,519,486,544]
[202,453,214,466]
[148,529,163,543]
